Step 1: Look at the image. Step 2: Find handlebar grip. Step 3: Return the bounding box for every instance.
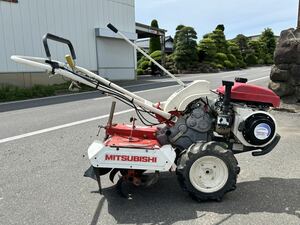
[42,33,76,60]
[107,23,118,33]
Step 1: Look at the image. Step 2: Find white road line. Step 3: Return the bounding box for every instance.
[222,73,246,78]
[0,109,134,144]
[0,75,270,144]
[248,76,269,83]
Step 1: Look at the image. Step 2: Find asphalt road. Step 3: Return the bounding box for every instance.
[0,67,299,225]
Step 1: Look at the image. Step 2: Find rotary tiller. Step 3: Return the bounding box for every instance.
[11,24,281,201]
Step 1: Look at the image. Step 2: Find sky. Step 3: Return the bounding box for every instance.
[135,0,299,39]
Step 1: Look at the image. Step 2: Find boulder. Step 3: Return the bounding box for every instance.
[274,40,299,65]
[277,64,290,70]
[270,28,300,102]
[270,66,289,82]
[289,64,300,85]
[268,81,295,97]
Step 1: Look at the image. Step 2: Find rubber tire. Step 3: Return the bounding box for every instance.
[176,141,239,202]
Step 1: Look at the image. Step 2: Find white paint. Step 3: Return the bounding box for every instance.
[163,80,210,112]
[248,76,269,83]
[88,140,176,171]
[0,109,134,144]
[222,73,247,78]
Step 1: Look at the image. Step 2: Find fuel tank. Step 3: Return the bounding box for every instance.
[217,81,280,107]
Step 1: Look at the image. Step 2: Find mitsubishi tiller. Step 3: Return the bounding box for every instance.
[11,24,281,201]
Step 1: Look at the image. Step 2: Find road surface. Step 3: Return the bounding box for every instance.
[0,66,299,225]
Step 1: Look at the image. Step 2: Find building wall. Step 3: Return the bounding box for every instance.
[97,37,136,80]
[0,0,135,86]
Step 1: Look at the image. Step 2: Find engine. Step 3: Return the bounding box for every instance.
[157,78,279,152]
[232,106,277,147]
[157,103,213,150]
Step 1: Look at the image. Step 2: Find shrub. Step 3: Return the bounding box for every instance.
[237,60,247,68]
[0,85,56,102]
[223,60,235,69]
[257,58,265,65]
[245,54,258,66]
[136,68,144,75]
[137,57,146,67]
[264,54,274,65]
[150,50,162,61]
[227,54,237,66]
[216,64,224,69]
[139,60,150,70]
[209,62,218,69]
[216,52,228,64]
[227,41,243,61]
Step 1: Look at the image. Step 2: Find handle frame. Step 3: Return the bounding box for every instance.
[42,33,76,60]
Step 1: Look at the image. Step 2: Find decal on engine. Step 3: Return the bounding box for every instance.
[105,154,157,163]
[254,123,271,140]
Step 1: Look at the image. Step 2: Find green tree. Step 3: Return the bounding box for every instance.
[198,37,217,61]
[173,24,185,51]
[149,19,161,53]
[248,40,267,64]
[245,53,258,66]
[227,41,243,61]
[210,25,228,54]
[216,24,225,32]
[174,26,198,70]
[234,34,249,56]
[259,28,276,56]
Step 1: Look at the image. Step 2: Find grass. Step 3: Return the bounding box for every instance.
[0,82,94,103]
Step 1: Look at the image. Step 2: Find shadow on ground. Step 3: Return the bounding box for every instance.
[90,174,300,225]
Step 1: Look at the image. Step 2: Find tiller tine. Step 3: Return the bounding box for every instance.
[84,166,112,195]
[109,169,120,183]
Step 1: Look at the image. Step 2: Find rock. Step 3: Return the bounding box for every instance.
[289,64,300,85]
[295,86,300,99]
[277,64,290,70]
[281,95,299,104]
[268,81,295,97]
[274,40,299,65]
[270,66,289,81]
[271,28,300,102]
[278,28,296,44]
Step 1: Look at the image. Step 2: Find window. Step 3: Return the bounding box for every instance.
[1,0,18,3]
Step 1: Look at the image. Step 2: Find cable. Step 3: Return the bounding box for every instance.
[61,67,165,126]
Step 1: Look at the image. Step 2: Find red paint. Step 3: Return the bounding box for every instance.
[217,82,280,107]
[105,135,160,149]
[106,124,157,139]
[105,154,157,163]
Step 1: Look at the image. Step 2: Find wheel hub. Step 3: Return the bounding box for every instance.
[189,156,229,193]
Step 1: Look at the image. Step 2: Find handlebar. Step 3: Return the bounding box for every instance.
[42,33,76,60]
[107,23,118,33]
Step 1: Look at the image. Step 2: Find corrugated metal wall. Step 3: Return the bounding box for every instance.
[0,0,135,73]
